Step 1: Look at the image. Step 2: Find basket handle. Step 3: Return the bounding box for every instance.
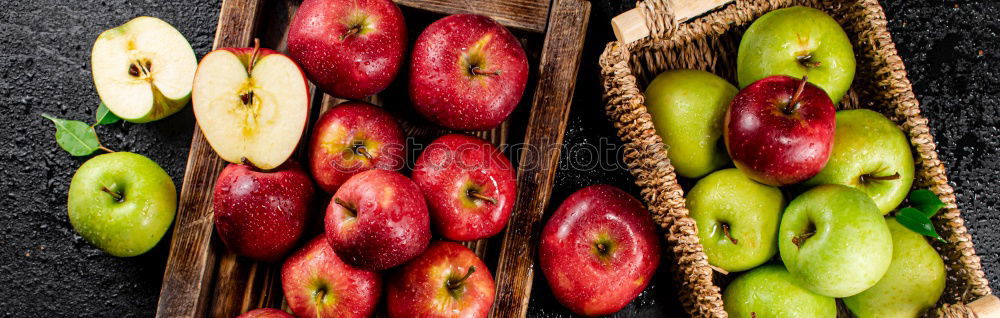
[968,295,1000,317]
[611,0,733,43]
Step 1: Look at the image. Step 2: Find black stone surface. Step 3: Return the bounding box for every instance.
[1,0,996,317]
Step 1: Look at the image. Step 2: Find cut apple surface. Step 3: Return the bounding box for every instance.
[91,16,197,123]
[192,46,309,170]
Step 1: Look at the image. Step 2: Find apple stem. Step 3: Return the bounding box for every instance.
[340,25,362,41]
[792,231,814,248]
[447,266,476,290]
[248,38,261,72]
[313,288,326,317]
[722,223,738,245]
[467,190,497,205]
[470,66,502,77]
[101,186,123,202]
[334,198,357,218]
[98,145,115,153]
[354,145,373,160]
[797,54,822,68]
[860,172,901,183]
[784,76,809,115]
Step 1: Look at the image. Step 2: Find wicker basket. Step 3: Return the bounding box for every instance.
[599,0,992,317]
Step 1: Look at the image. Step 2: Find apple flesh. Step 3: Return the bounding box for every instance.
[410,14,529,130]
[309,101,406,194]
[644,69,737,178]
[213,160,314,262]
[843,217,946,318]
[803,109,915,214]
[325,169,431,270]
[412,134,516,241]
[722,264,837,318]
[779,184,892,297]
[192,44,310,170]
[236,308,294,318]
[281,235,381,318]
[287,0,407,99]
[91,16,197,123]
[737,6,856,104]
[725,75,836,186]
[540,185,660,317]
[67,152,176,257]
[686,168,784,272]
[386,241,495,318]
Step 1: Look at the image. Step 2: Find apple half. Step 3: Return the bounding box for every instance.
[91,16,198,123]
[192,43,310,170]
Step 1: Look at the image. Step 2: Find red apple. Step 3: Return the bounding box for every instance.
[540,185,661,317]
[412,134,516,241]
[237,308,294,318]
[287,0,406,99]
[193,43,310,170]
[409,14,528,130]
[724,75,836,186]
[325,169,431,270]
[309,101,406,193]
[282,235,382,318]
[386,241,495,318]
[213,160,314,262]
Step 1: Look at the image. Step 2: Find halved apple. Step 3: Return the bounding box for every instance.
[192,44,310,170]
[91,16,197,123]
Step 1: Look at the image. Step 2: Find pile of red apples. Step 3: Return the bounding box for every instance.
[189,0,661,317]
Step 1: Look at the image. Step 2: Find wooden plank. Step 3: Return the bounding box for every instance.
[155,0,264,317]
[490,0,590,317]
[394,0,549,33]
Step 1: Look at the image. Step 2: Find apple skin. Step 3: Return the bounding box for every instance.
[213,160,315,262]
[722,264,837,318]
[281,235,382,318]
[686,168,784,272]
[409,14,529,130]
[779,184,892,298]
[644,69,737,178]
[287,0,406,99]
[386,241,495,318]
[803,109,914,214]
[540,185,660,317]
[725,75,836,186]
[843,217,946,318]
[309,101,406,194]
[412,134,516,241]
[236,308,294,318]
[737,6,856,104]
[325,169,431,270]
[67,152,176,257]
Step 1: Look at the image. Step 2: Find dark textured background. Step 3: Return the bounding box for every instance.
[1,0,996,317]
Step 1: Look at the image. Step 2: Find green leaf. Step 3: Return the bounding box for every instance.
[41,114,101,156]
[897,207,946,243]
[95,102,121,125]
[910,189,945,217]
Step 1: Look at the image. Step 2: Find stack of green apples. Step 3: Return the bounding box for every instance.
[644,6,946,318]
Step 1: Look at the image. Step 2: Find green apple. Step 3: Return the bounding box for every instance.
[91,16,197,123]
[737,6,855,104]
[723,264,836,318]
[803,109,914,214]
[843,217,946,318]
[687,168,784,272]
[645,69,737,178]
[68,152,177,257]
[779,184,892,297]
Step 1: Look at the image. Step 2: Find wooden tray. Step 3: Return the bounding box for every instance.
[155,0,590,317]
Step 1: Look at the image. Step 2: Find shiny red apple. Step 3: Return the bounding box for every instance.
[412,134,516,241]
[386,241,495,318]
[213,160,314,262]
[725,75,836,186]
[409,14,528,130]
[281,235,381,318]
[236,308,294,318]
[287,0,406,99]
[540,185,661,317]
[325,169,431,270]
[309,101,406,193]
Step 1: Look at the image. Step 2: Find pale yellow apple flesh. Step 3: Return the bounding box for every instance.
[91,16,197,123]
[192,50,309,170]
